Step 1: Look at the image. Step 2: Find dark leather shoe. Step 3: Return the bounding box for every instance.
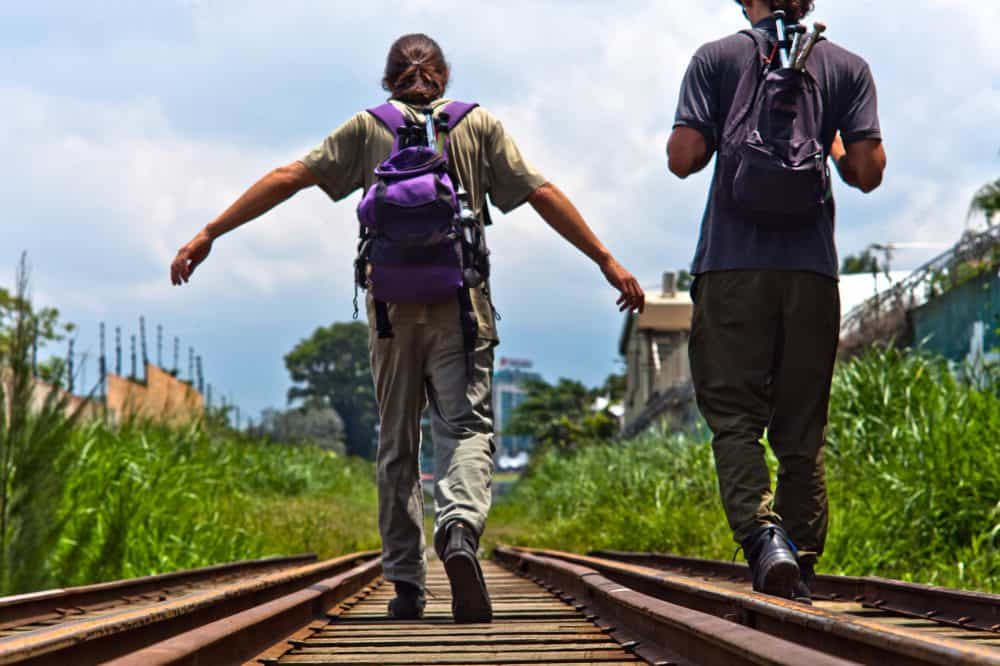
[440,521,492,623]
[387,581,425,619]
[793,559,815,605]
[741,524,801,600]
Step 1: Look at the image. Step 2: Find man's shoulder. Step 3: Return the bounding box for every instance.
[813,38,873,74]
[693,31,756,64]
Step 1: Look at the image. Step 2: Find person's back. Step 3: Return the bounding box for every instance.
[170,32,644,624]
[667,0,886,603]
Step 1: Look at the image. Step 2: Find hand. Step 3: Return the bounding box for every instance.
[171,230,214,285]
[599,256,645,313]
[830,132,846,163]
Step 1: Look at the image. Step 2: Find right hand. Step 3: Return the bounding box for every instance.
[599,256,645,313]
[171,230,214,285]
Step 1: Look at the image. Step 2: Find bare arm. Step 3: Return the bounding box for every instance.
[170,161,319,285]
[528,182,644,312]
[667,127,714,179]
[830,135,886,193]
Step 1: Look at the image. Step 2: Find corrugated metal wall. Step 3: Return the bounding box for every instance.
[910,272,1000,362]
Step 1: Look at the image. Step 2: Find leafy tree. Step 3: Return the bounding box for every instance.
[841,247,882,275]
[505,377,619,452]
[284,322,377,459]
[676,270,693,291]
[257,400,346,454]
[969,179,1000,226]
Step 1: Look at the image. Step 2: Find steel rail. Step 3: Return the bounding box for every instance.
[495,545,856,666]
[0,554,317,630]
[0,551,378,666]
[592,550,1000,634]
[519,547,1000,666]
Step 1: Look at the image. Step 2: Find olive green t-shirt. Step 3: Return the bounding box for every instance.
[301,98,547,342]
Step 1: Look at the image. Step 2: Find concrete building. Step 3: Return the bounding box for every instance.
[619,272,695,437]
[492,357,541,456]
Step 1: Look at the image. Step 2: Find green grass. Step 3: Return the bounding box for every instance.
[15,418,379,593]
[490,346,1000,592]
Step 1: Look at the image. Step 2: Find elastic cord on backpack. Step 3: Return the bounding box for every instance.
[457,288,477,380]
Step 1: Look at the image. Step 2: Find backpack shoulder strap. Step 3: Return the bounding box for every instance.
[440,101,479,131]
[367,103,407,150]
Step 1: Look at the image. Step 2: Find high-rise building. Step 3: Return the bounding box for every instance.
[492,357,541,456]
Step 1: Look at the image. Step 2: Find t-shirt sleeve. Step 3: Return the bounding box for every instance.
[838,62,882,145]
[482,112,547,213]
[300,113,368,201]
[673,51,720,148]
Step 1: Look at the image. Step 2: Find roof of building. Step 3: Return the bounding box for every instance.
[619,290,693,354]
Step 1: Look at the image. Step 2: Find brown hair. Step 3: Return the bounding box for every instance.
[382,34,450,105]
[735,0,816,23]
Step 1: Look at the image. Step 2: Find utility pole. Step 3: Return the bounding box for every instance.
[99,322,107,401]
[66,338,75,393]
[195,355,204,394]
[115,326,122,376]
[173,337,180,376]
[188,347,195,384]
[130,334,137,380]
[206,384,213,409]
[139,316,149,382]
[31,321,38,378]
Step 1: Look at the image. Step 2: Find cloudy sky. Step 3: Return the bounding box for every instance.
[3,1,998,419]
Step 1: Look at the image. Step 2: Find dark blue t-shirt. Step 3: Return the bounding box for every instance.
[674,17,882,278]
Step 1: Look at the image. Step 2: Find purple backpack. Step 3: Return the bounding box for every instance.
[354,101,488,368]
[717,28,828,226]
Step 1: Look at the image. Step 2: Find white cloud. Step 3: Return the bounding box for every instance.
[2,1,998,413]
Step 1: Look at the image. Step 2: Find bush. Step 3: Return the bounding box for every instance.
[491,346,1000,592]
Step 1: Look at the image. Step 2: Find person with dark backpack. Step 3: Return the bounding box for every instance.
[667,0,886,602]
[170,33,645,622]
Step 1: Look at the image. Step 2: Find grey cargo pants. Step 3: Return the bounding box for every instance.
[368,299,496,589]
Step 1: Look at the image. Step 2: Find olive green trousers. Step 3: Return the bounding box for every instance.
[689,270,840,563]
[368,300,496,588]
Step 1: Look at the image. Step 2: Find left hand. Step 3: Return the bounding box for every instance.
[171,229,214,285]
[599,256,645,313]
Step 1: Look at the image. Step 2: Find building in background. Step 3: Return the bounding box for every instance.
[619,272,696,437]
[492,357,541,457]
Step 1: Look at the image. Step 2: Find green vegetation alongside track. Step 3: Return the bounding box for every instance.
[490,346,1000,592]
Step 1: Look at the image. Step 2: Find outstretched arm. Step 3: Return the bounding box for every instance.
[170,161,319,285]
[528,183,645,313]
[830,134,886,193]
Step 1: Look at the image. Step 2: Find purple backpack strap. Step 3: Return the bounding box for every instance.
[442,101,479,130]
[367,103,407,150]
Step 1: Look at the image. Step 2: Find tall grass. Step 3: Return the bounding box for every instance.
[48,421,380,588]
[491,346,1000,591]
[0,256,380,595]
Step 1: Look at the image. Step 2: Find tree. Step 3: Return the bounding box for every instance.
[505,377,619,452]
[257,400,346,454]
[840,247,882,275]
[676,270,693,291]
[969,179,1000,226]
[284,322,377,459]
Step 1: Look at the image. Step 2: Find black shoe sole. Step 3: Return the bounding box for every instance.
[443,550,492,624]
[758,558,801,599]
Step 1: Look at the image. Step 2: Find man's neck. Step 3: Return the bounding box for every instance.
[745,2,774,25]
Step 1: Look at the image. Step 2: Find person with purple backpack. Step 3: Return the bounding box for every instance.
[668,0,886,602]
[170,33,644,623]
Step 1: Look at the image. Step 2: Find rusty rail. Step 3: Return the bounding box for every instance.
[0,551,379,665]
[521,547,1000,666]
[592,550,1000,634]
[494,546,854,666]
[0,554,317,630]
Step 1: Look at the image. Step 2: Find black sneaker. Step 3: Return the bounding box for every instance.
[793,559,815,605]
[440,521,492,623]
[741,524,801,600]
[387,581,425,619]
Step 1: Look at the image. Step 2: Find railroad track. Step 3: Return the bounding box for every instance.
[0,547,995,665]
